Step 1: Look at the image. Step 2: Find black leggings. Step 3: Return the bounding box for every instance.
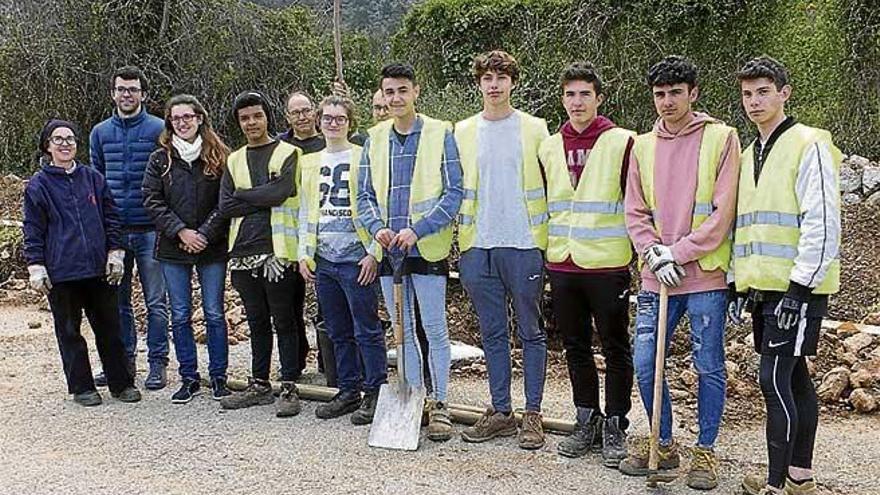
[759,354,818,488]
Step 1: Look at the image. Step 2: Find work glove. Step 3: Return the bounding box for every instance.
[262,256,289,283]
[106,249,125,285]
[644,244,676,272]
[727,283,747,325]
[27,264,52,295]
[654,261,686,288]
[774,281,811,332]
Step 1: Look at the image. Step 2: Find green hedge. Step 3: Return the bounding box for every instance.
[392,0,879,154]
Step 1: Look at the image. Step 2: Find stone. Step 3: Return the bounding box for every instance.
[843,333,874,355]
[27,320,41,329]
[840,166,862,193]
[679,369,698,388]
[843,193,862,205]
[866,190,880,207]
[836,322,860,339]
[849,388,877,413]
[816,366,850,402]
[865,312,880,326]
[806,357,817,377]
[849,369,877,389]
[863,165,880,192]
[847,154,871,169]
[671,389,691,401]
[835,346,859,367]
[852,357,880,382]
[724,360,739,377]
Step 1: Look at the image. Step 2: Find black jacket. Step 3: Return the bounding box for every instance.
[142,148,228,264]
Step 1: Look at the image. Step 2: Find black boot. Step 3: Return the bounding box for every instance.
[557,407,603,458]
[315,390,361,419]
[602,415,628,467]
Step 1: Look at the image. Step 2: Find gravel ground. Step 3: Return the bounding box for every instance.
[0,305,877,495]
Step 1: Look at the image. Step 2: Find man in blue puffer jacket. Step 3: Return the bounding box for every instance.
[90,65,169,390]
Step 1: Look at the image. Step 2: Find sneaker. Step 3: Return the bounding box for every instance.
[427,401,453,442]
[211,377,232,401]
[171,379,201,404]
[518,410,546,450]
[110,386,143,403]
[619,436,680,476]
[220,378,274,410]
[315,390,361,419]
[460,407,517,443]
[783,477,817,495]
[742,473,770,495]
[351,389,379,425]
[557,407,603,458]
[602,416,628,467]
[73,390,103,406]
[276,381,302,417]
[144,364,167,390]
[93,371,108,387]
[687,446,719,490]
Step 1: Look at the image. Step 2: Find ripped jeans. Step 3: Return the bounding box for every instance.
[633,289,727,448]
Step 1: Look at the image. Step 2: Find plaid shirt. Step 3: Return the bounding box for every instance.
[356,116,463,258]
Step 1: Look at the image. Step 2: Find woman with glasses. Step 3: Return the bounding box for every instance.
[142,95,232,403]
[22,119,141,406]
[298,96,387,424]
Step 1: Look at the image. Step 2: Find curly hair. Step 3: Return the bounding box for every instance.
[646,55,698,88]
[472,50,520,84]
[736,56,789,90]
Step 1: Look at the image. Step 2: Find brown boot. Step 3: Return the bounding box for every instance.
[460,407,517,443]
[687,446,718,490]
[518,410,545,450]
[427,400,453,442]
[742,472,769,495]
[783,477,817,495]
[618,436,680,476]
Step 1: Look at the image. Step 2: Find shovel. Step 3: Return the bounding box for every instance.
[368,253,426,451]
[646,284,678,487]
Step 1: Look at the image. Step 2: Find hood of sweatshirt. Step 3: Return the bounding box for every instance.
[560,115,616,140]
[653,111,719,140]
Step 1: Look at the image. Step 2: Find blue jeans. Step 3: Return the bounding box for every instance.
[460,248,547,412]
[119,230,169,365]
[633,289,727,448]
[379,273,450,402]
[315,258,387,393]
[161,261,229,380]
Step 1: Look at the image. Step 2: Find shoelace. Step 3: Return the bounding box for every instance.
[522,413,542,432]
[691,449,715,472]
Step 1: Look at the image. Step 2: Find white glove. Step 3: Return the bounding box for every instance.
[655,262,686,288]
[644,244,675,272]
[262,257,289,283]
[27,265,52,295]
[106,249,125,285]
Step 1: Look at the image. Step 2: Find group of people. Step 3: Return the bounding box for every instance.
[22,50,839,495]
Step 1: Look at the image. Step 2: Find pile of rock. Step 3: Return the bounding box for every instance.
[815,323,880,413]
[840,154,880,206]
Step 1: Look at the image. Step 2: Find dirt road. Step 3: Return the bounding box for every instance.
[0,305,876,495]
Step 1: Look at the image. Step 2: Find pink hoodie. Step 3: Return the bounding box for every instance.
[625,112,741,296]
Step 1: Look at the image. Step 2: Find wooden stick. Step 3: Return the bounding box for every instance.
[332,0,343,83]
[226,379,575,434]
[648,284,670,474]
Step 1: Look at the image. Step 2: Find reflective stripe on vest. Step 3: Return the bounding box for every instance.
[734,123,841,294]
[541,127,635,268]
[226,141,301,261]
[633,122,735,272]
[367,115,453,262]
[455,109,549,252]
[297,146,380,270]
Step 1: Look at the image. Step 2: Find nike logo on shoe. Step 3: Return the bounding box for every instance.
[768,340,790,348]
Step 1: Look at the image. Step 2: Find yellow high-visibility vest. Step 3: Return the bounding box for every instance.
[297,146,381,270]
[226,141,301,261]
[541,127,635,268]
[632,122,736,272]
[734,123,841,294]
[367,115,453,262]
[455,109,550,252]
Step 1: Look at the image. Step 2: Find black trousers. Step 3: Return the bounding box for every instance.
[232,267,304,382]
[759,354,818,488]
[47,277,133,394]
[549,269,633,428]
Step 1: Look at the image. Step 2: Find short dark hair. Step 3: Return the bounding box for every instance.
[111,65,148,92]
[646,55,698,89]
[736,56,789,90]
[560,62,604,95]
[232,90,276,134]
[472,50,520,84]
[380,63,417,86]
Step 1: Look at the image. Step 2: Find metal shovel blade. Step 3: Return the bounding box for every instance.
[368,381,425,451]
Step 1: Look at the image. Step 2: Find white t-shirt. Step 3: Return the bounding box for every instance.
[315,149,365,263]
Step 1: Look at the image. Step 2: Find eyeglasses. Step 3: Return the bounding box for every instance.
[287,108,313,117]
[320,115,349,126]
[49,136,77,146]
[170,113,198,125]
[114,86,142,95]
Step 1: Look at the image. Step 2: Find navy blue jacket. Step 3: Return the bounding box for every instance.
[89,107,164,227]
[23,162,123,284]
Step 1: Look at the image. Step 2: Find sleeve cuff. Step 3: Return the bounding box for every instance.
[411,221,430,240]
